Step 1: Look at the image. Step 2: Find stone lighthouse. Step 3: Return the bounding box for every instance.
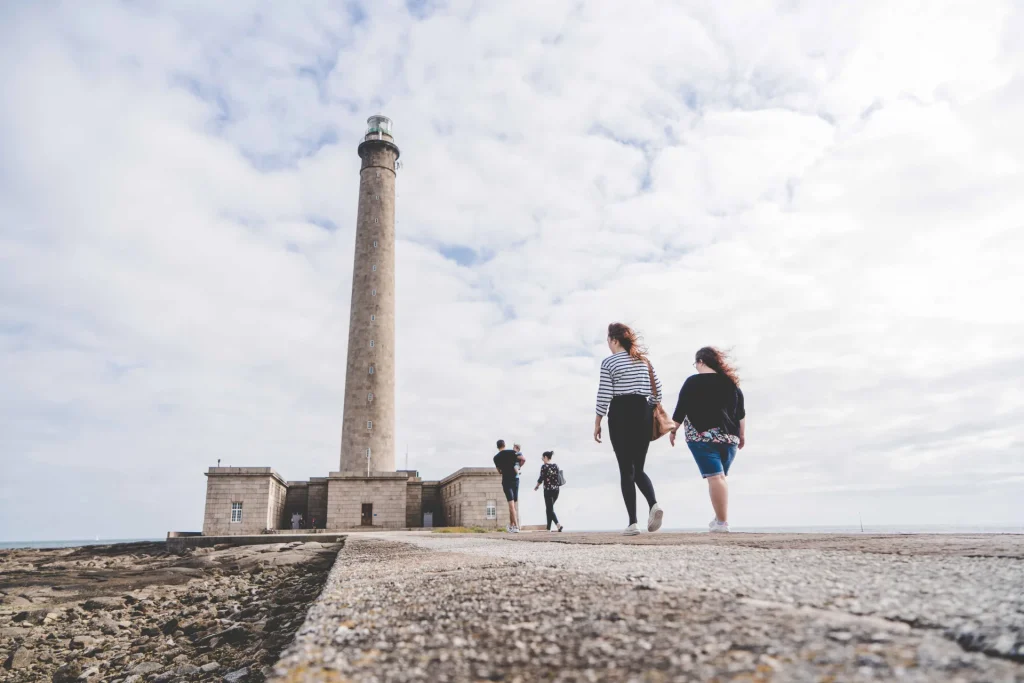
[339,115,400,474]
[195,115,509,535]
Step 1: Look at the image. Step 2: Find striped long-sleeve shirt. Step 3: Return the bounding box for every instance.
[595,351,663,416]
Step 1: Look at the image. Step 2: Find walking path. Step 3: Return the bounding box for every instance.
[271,531,1024,682]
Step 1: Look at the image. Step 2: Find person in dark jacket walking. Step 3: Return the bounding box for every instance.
[670,347,746,533]
[534,451,563,532]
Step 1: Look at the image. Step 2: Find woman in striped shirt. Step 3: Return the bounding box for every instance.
[594,322,664,536]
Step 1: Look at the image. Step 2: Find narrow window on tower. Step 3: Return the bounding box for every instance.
[372,264,377,272]
[373,240,378,248]
[374,218,378,223]
[370,314,375,321]
[367,392,373,402]
[366,448,371,458]
[367,420,373,430]
[369,366,375,375]
[369,340,374,347]
[371,289,376,296]
[374,195,379,200]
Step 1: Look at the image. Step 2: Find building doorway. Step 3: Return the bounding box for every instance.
[361,503,373,526]
[423,512,433,528]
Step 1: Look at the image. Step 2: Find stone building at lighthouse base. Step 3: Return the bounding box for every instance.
[200,466,509,536]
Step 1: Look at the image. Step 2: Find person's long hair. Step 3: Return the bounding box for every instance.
[607,322,648,362]
[695,346,740,386]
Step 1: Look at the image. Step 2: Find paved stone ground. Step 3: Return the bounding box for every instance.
[271,532,1024,682]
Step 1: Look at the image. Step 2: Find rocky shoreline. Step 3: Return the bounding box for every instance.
[0,540,342,682]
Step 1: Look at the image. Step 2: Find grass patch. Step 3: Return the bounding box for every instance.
[431,526,502,534]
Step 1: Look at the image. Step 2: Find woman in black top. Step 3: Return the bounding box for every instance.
[669,347,746,533]
[534,451,563,532]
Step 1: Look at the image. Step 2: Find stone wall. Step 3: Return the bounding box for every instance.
[326,472,409,529]
[439,468,508,529]
[268,477,288,531]
[202,468,287,536]
[308,478,328,528]
[405,479,423,528]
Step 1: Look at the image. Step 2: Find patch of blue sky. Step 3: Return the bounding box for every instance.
[439,244,493,267]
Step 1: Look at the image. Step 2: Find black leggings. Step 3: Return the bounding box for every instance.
[608,395,657,525]
[544,488,560,530]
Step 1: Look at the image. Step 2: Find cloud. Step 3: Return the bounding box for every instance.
[0,0,1022,540]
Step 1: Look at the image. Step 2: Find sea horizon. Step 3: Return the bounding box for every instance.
[2,524,1022,550]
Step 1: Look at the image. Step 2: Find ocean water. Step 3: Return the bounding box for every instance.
[665,525,1024,534]
[0,538,163,550]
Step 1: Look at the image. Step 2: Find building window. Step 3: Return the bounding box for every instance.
[371,314,375,321]
[374,194,379,200]
[367,392,373,402]
[486,500,496,520]
[366,448,372,458]
[367,420,373,430]
[372,264,377,271]
[369,366,375,375]
[374,218,378,223]
[373,240,378,248]
[376,172,380,178]
[231,502,242,523]
[369,340,374,347]
[371,289,376,296]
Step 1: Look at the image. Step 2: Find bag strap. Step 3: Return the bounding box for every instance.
[645,360,658,400]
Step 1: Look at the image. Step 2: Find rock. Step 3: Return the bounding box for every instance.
[128,661,163,675]
[160,617,179,635]
[223,666,249,682]
[77,666,100,679]
[98,617,120,635]
[52,661,83,683]
[3,645,35,670]
[200,662,221,673]
[196,625,248,646]
[13,610,46,624]
[83,597,125,611]
[70,635,98,649]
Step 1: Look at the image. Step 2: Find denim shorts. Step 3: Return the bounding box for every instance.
[687,441,737,478]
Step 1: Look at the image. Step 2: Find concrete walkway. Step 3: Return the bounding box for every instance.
[271,531,1024,682]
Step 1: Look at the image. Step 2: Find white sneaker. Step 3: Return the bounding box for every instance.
[623,523,640,536]
[709,517,718,530]
[506,525,514,533]
[548,528,559,533]
[511,526,520,534]
[709,520,730,533]
[648,504,664,533]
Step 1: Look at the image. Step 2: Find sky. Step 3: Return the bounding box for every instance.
[1,1,1022,541]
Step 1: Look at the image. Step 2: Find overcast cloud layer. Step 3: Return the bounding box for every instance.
[1,1,1022,540]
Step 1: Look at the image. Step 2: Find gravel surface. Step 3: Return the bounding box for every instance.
[0,540,341,682]
[272,532,1023,682]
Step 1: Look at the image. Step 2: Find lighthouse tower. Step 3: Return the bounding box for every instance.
[339,115,400,474]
